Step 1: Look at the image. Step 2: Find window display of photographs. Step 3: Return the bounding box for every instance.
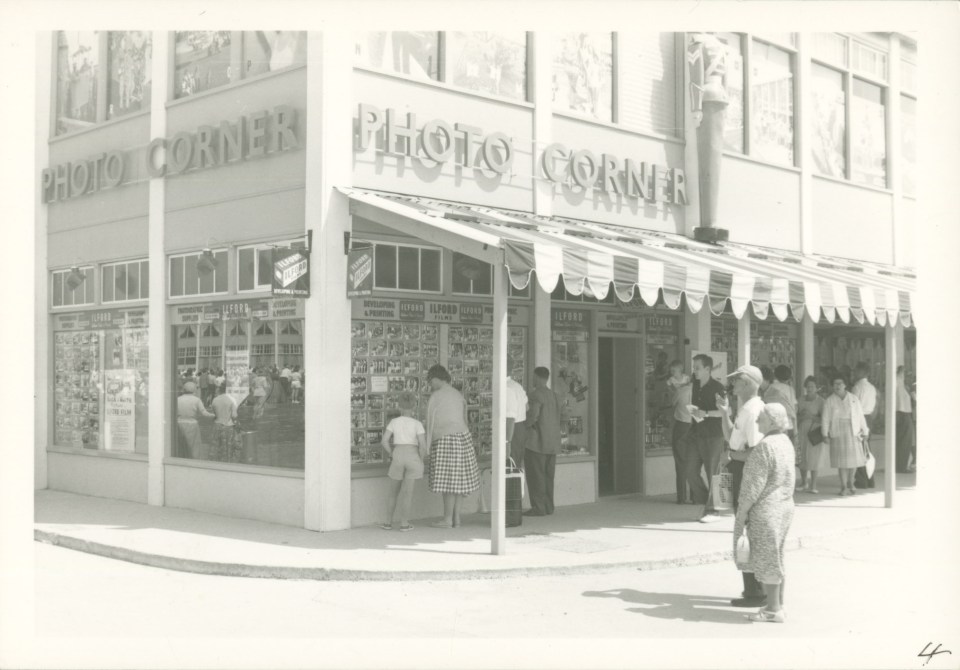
[367,394,384,410]
[352,322,366,339]
[422,325,438,341]
[402,324,420,340]
[404,342,420,357]
[386,324,402,340]
[388,342,404,358]
[53,330,103,449]
[370,340,387,356]
[351,376,367,393]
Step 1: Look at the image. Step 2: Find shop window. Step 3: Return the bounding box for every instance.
[55,31,100,135]
[810,64,846,179]
[173,316,304,468]
[238,241,306,293]
[107,32,152,120]
[851,78,887,188]
[52,267,95,307]
[851,40,888,81]
[354,32,440,81]
[749,40,794,165]
[102,259,149,303]
[169,250,228,298]
[551,309,591,457]
[241,31,306,78]
[552,33,614,122]
[714,33,745,154]
[618,33,679,137]
[371,242,442,293]
[901,95,916,196]
[452,252,492,295]
[53,320,149,455]
[173,31,233,99]
[812,33,848,68]
[447,32,527,101]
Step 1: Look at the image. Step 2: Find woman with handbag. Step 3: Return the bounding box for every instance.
[734,403,796,623]
[797,376,828,493]
[821,373,869,496]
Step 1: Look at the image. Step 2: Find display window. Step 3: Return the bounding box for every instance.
[351,297,529,465]
[643,313,682,454]
[52,309,149,454]
[171,299,305,469]
[551,308,591,457]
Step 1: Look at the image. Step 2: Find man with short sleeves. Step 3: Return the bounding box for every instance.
[524,367,561,516]
[686,354,726,523]
[505,375,528,467]
[851,362,878,488]
[718,364,767,607]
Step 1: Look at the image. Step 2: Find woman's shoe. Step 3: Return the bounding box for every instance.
[398,524,414,532]
[378,523,393,530]
[809,488,818,494]
[747,608,785,623]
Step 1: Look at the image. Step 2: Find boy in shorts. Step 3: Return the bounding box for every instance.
[380,392,427,531]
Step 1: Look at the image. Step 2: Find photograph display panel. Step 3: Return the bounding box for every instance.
[551,309,591,457]
[644,314,681,454]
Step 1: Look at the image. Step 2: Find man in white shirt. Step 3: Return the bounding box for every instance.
[718,364,767,608]
[851,362,878,488]
[279,364,292,403]
[506,376,529,466]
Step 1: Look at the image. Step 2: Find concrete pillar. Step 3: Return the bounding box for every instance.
[684,308,711,361]
[796,33,814,255]
[531,31,554,218]
[304,31,353,531]
[147,32,171,506]
[491,263,508,554]
[887,35,903,265]
[681,33,702,237]
[800,311,816,382]
[884,324,897,508]
[35,32,53,491]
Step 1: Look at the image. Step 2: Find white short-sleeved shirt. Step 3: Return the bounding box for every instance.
[385,415,426,446]
[729,396,764,451]
[852,378,877,416]
[506,378,528,422]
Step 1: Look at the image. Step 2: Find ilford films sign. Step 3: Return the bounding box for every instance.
[356,103,687,206]
[41,106,300,204]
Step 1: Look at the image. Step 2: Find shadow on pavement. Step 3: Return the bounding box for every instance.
[582,588,751,625]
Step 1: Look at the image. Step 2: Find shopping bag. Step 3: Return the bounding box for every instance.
[478,458,526,515]
[735,530,751,566]
[711,466,734,511]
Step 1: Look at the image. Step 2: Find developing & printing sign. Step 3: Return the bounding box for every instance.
[352,298,529,326]
[346,247,374,298]
[355,103,687,206]
[272,247,310,298]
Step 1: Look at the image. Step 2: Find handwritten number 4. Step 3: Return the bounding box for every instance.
[919,643,952,666]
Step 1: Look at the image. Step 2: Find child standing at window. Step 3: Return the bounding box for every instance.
[380,392,427,531]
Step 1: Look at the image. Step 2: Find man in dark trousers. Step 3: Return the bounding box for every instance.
[686,354,727,523]
[523,367,562,516]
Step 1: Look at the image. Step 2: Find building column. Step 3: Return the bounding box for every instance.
[35,32,53,491]
[531,31,553,218]
[887,35,903,265]
[800,311,816,382]
[304,31,353,531]
[684,308,710,362]
[797,33,814,255]
[681,33,702,237]
[884,323,897,508]
[147,31,171,506]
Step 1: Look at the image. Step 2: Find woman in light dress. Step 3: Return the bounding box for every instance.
[796,376,829,493]
[821,373,869,496]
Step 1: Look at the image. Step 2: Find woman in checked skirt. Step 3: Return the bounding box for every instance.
[425,364,479,528]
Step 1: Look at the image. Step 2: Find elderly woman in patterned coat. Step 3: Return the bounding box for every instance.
[734,403,796,623]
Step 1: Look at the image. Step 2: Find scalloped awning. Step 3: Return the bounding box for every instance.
[341,188,916,328]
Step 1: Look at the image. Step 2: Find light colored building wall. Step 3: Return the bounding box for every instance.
[47,452,149,504]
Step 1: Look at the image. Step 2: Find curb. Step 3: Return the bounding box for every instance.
[33,516,911,582]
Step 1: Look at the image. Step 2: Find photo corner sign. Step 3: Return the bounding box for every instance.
[271,247,310,298]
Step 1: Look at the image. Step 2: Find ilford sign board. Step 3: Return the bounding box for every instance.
[355,103,687,206]
[41,106,300,203]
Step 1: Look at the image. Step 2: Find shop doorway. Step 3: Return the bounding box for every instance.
[597,336,643,496]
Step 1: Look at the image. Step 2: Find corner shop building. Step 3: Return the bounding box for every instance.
[35,31,917,539]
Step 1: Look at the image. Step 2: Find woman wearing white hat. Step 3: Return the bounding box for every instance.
[177,381,214,459]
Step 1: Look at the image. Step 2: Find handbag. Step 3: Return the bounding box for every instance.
[478,457,527,515]
[807,425,824,446]
[711,463,734,511]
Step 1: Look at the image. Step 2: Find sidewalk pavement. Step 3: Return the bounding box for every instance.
[34,474,916,581]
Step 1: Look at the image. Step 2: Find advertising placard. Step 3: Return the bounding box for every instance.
[346,247,374,298]
[272,247,310,297]
[103,369,136,453]
[225,348,250,407]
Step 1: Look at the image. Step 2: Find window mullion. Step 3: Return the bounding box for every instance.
[438,32,447,82]
[97,32,109,122]
[743,34,752,156]
[844,71,853,180]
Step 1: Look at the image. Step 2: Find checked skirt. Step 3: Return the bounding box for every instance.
[428,432,480,495]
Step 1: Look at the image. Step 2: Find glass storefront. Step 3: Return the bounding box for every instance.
[171,299,305,468]
[551,308,591,457]
[52,309,149,454]
[350,297,529,465]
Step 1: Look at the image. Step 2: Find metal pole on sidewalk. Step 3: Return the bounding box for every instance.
[491,261,508,554]
[884,324,897,508]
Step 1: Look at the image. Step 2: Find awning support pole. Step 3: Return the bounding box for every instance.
[738,308,752,368]
[884,323,897,508]
[491,261,508,555]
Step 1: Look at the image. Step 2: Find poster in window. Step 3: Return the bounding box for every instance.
[225,348,250,407]
[103,369,136,452]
